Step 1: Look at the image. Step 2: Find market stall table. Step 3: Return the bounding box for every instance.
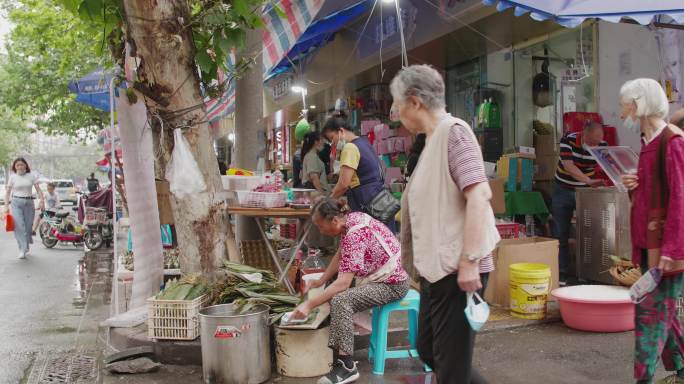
[227,206,313,294]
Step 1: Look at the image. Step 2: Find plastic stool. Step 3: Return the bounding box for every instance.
[368,289,431,375]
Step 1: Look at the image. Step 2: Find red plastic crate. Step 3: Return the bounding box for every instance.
[496,223,522,239]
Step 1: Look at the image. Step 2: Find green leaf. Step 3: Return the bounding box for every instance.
[233,0,250,18]
[273,4,286,18]
[78,0,104,22]
[195,50,214,75]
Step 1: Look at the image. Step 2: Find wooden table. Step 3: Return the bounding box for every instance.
[228,206,313,295]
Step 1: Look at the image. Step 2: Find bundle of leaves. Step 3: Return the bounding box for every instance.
[208,261,301,324]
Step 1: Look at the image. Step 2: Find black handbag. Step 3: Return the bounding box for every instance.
[364,188,401,223]
[363,161,400,223]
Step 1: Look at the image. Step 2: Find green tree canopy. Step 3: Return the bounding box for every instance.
[0,0,108,139]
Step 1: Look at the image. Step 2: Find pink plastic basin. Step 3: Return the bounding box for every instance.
[551,285,634,333]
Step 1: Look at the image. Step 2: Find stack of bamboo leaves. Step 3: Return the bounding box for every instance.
[208,261,301,324]
[156,273,208,301]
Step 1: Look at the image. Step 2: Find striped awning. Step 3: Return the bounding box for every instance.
[482,0,684,28]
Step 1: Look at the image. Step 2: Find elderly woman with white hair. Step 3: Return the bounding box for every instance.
[619,78,684,384]
[390,64,500,384]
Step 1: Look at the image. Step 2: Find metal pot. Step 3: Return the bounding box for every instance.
[199,304,271,384]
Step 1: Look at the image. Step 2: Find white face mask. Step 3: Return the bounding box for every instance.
[336,133,346,151]
[624,116,641,135]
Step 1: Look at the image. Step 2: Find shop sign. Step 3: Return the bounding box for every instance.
[270,75,294,101]
[358,1,417,60]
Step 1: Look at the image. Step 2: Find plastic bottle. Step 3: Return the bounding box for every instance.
[274,167,283,192]
[525,215,535,237]
[302,249,326,275]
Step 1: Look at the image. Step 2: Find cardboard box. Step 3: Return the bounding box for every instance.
[489,178,506,214]
[534,134,557,156]
[484,237,560,307]
[512,146,536,159]
[534,154,559,181]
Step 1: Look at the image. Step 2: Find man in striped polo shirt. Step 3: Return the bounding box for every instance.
[552,121,607,282]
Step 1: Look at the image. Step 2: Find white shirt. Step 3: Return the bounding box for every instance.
[8,172,37,198]
[642,122,668,145]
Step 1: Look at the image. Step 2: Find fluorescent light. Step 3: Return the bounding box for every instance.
[382,0,395,3]
[228,133,235,142]
[291,85,304,93]
[310,105,316,109]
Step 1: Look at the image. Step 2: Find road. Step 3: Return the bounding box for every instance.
[0,223,111,384]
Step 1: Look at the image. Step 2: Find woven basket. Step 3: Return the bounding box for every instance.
[609,259,642,287]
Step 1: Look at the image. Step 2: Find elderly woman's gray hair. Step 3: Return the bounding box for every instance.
[390,65,446,111]
[619,78,669,119]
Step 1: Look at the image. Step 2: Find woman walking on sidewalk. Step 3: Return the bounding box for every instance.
[619,79,684,384]
[291,197,409,384]
[390,65,500,384]
[4,158,45,259]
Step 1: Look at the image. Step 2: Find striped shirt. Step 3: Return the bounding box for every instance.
[555,132,607,188]
[447,124,495,274]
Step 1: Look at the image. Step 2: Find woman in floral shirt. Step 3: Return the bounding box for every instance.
[292,197,409,384]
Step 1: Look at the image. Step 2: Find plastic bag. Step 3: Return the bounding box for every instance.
[165,129,207,199]
[629,267,662,304]
[5,213,14,232]
[464,292,490,332]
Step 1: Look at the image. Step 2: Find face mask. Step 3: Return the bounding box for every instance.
[464,292,490,332]
[629,267,662,304]
[336,134,346,151]
[624,116,641,135]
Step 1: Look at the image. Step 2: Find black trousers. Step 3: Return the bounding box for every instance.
[418,273,489,384]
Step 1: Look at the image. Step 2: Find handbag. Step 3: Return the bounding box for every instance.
[363,161,400,223]
[364,189,400,223]
[5,213,14,232]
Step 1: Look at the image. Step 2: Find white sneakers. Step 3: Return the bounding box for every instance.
[17,252,26,259]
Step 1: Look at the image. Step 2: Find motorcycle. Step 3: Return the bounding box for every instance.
[78,187,114,251]
[40,208,85,248]
[82,207,112,250]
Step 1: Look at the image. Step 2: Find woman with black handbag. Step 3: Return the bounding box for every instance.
[322,116,399,232]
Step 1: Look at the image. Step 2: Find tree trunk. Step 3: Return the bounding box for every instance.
[122,0,228,277]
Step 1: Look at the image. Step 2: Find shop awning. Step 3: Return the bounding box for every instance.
[68,68,113,112]
[482,0,684,28]
[265,0,371,81]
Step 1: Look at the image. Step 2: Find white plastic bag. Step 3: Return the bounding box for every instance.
[165,129,207,199]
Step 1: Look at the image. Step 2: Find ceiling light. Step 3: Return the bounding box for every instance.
[310,105,316,109]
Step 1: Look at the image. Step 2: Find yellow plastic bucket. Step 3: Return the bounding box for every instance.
[509,263,550,320]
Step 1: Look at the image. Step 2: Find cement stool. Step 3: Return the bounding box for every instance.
[368,289,431,374]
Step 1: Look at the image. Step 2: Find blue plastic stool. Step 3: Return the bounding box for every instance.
[368,289,431,375]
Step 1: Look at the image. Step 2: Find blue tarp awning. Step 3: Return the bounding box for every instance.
[68,69,113,112]
[265,0,371,81]
[482,0,684,28]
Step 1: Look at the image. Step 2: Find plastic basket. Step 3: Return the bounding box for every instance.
[147,294,208,340]
[221,175,263,192]
[236,191,288,208]
[496,222,522,239]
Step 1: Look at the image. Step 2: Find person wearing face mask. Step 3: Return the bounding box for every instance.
[301,132,330,193]
[3,158,45,259]
[618,79,684,384]
[552,120,607,283]
[322,115,395,231]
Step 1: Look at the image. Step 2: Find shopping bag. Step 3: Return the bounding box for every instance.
[5,213,14,232]
[165,128,207,199]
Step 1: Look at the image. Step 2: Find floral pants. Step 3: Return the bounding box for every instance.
[634,271,684,380]
[328,280,409,355]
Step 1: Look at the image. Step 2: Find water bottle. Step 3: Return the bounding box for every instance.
[274,167,283,192]
[525,215,535,237]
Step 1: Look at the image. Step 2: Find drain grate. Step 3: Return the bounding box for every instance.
[26,353,97,384]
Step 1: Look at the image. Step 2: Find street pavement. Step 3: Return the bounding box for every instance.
[0,226,110,384]
[0,223,674,384]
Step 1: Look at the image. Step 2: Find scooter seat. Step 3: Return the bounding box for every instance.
[55,211,70,219]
